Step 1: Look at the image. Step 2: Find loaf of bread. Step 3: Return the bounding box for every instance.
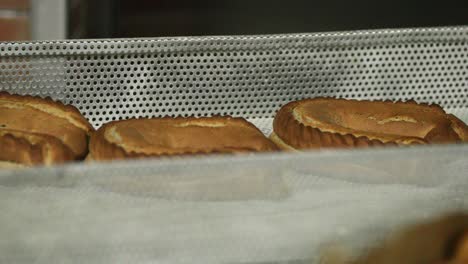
[271,97,468,150]
[88,116,278,160]
[0,92,93,166]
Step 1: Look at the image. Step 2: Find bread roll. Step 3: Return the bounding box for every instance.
[271,97,468,150]
[0,92,93,166]
[89,116,277,160]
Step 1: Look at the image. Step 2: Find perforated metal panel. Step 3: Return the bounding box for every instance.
[0,26,467,130]
[1,27,468,264]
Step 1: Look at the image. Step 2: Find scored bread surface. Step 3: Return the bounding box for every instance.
[272,97,468,150]
[89,116,278,160]
[0,92,94,165]
[0,92,93,132]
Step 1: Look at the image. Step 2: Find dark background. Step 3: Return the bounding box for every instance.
[81,0,468,38]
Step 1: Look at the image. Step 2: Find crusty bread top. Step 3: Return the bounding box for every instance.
[274,97,467,148]
[0,92,93,158]
[293,98,457,141]
[0,92,93,132]
[90,116,277,160]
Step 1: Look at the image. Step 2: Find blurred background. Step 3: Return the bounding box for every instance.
[0,0,466,41]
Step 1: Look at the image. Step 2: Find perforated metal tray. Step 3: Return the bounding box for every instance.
[0,26,468,264]
[0,26,467,134]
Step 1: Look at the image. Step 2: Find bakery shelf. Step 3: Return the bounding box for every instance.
[0,26,467,263]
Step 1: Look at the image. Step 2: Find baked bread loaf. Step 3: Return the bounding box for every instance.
[271,97,468,150]
[0,92,94,166]
[89,116,277,160]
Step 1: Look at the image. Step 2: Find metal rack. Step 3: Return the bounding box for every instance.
[0,26,467,263]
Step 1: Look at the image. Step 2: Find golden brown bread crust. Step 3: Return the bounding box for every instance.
[0,92,93,164]
[273,97,468,150]
[0,92,93,132]
[269,132,300,152]
[0,129,75,165]
[447,114,468,142]
[89,116,278,161]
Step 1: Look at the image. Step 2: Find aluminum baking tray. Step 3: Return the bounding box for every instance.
[0,26,468,263]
